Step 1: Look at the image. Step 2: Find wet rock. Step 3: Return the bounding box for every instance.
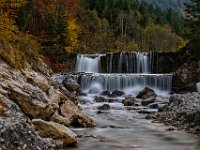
[100,90,110,96]
[32,119,77,146]
[148,103,159,109]
[59,100,95,127]
[136,87,157,106]
[136,87,157,99]
[122,97,135,106]
[98,104,110,110]
[95,96,106,103]
[112,90,125,96]
[62,78,80,92]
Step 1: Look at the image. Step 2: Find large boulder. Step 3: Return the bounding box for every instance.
[62,78,80,92]
[136,87,157,106]
[0,94,54,149]
[9,88,57,120]
[32,119,77,146]
[59,100,95,127]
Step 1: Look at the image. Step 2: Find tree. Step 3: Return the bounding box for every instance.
[185,0,200,56]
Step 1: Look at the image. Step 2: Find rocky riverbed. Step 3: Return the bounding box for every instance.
[147,88,200,135]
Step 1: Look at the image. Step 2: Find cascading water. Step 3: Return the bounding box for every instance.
[75,54,102,73]
[116,52,151,73]
[62,73,172,95]
[73,52,171,94]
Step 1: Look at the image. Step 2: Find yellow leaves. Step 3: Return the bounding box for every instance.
[0,13,18,34]
[66,18,80,49]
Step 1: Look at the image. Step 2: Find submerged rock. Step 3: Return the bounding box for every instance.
[148,103,159,109]
[98,104,110,110]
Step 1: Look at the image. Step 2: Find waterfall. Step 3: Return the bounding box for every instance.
[64,73,172,93]
[109,52,151,73]
[75,54,102,73]
[72,52,172,94]
[76,52,152,73]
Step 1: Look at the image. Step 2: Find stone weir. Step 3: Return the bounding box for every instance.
[55,73,172,93]
[75,52,187,73]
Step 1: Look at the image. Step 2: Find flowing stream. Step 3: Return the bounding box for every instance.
[63,52,200,150]
[68,102,200,150]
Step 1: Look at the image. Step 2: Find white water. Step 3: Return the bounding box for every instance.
[75,54,102,73]
[76,52,152,73]
[108,52,152,73]
[136,53,151,73]
[61,73,172,95]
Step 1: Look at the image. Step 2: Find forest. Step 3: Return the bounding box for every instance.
[0,0,199,71]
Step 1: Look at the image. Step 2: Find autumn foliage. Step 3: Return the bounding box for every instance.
[0,0,191,70]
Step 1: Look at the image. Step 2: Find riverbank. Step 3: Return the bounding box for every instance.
[147,89,200,136]
[0,60,95,149]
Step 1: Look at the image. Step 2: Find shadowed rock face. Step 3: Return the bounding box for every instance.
[172,59,200,93]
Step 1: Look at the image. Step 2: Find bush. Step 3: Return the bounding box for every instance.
[0,32,40,69]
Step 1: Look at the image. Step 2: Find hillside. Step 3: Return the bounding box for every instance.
[141,0,190,14]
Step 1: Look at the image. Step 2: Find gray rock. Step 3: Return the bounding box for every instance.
[136,87,157,106]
